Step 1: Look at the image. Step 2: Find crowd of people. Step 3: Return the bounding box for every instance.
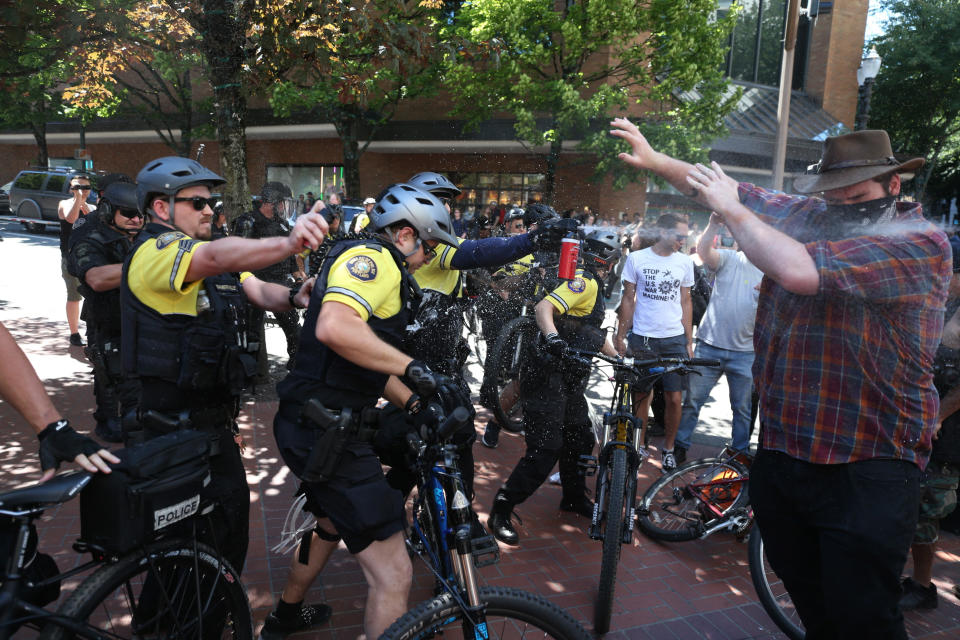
[2,121,958,639]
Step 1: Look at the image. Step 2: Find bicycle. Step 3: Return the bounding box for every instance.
[635,448,805,639]
[565,348,719,635]
[481,256,559,433]
[0,468,252,639]
[379,402,591,640]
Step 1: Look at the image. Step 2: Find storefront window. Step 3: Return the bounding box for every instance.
[266,164,345,201]
[445,172,545,212]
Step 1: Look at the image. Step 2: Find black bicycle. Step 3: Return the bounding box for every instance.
[379,403,591,640]
[568,349,719,635]
[0,467,252,639]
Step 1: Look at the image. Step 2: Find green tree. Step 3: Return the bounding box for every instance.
[254,0,446,199]
[867,0,960,204]
[443,0,740,202]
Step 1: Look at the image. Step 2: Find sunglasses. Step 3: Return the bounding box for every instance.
[117,208,144,219]
[174,196,218,211]
[71,185,91,191]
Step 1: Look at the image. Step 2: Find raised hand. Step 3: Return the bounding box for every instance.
[610,117,658,170]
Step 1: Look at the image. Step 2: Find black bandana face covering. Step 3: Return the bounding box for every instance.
[822,196,897,239]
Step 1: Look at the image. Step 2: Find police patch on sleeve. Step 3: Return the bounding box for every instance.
[155,231,186,250]
[567,277,586,293]
[346,255,378,281]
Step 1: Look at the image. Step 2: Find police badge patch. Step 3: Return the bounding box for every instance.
[155,231,186,250]
[567,277,586,293]
[346,255,378,281]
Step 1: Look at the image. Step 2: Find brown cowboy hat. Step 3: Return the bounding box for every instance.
[793,129,925,194]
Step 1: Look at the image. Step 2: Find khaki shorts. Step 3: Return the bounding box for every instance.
[914,461,960,545]
[61,255,82,302]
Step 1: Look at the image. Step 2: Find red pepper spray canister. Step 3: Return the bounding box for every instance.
[558,234,581,280]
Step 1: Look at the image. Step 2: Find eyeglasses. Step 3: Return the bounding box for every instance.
[420,239,438,260]
[117,209,144,219]
[174,196,218,211]
[71,185,91,191]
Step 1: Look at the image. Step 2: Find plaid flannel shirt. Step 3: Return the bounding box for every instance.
[739,182,952,468]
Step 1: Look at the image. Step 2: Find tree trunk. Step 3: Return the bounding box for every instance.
[30,121,48,167]
[543,136,564,205]
[338,117,362,201]
[194,0,251,223]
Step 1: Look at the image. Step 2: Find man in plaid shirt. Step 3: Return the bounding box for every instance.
[612,119,951,639]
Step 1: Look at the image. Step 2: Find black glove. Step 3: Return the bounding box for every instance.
[38,419,102,472]
[530,217,581,251]
[543,332,568,358]
[434,377,475,421]
[404,359,440,396]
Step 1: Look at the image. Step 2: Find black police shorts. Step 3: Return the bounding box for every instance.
[274,402,405,554]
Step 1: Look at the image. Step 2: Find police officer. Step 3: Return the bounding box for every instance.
[488,229,622,546]
[70,180,144,442]
[271,183,458,639]
[121,156,327,575]
[232,182,304,373]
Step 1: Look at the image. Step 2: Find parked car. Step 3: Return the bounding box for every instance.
[0,181,11,214]
[8,168,96,232]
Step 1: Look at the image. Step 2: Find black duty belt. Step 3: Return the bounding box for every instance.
[299,399,381,443]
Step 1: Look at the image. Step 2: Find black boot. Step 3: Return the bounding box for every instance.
[559,492,594,518]
[488,494,519,546]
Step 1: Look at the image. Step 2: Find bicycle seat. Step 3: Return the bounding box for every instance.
[0,471,92,510]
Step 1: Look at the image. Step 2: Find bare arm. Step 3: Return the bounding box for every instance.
[697,213,723,272]
[686,162,819,295]
[615,281,637,355]
[185,212,327,283]
[84,263,123,292]
[315,301,412,376]
[241,276,313,312]
[534,298,559,336]
[0,322,119,479]
[384,375,414,408]
[943,305,960,350]
[680,286,693,357]
[58,197,90,224]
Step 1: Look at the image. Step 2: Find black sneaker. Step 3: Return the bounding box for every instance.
[69,333,84,347]
[900,577,937,611]
[260,604,332,639]
[661,449,677,474]
[481,421,501,448]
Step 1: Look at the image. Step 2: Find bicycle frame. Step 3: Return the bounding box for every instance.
[678,472,752,539]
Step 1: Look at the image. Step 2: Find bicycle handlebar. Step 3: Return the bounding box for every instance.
[566,347,720,371]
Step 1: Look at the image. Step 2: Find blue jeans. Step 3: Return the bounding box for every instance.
[675,341,755,451]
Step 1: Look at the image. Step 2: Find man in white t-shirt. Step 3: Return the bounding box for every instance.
[675,213,764,463]
[615,213,694,472]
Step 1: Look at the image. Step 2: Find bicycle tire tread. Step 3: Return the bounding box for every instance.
[595,447,628,635]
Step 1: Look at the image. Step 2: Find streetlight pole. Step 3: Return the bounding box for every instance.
[855,47,882,131]
[771,0,801,191]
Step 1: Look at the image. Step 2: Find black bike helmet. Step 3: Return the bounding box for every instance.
[99,182,140,225]
[321,202,343,225]
[136,156,226,215]
[523,202,558,227]
[371,183,459,247]
[582,229,621,270]
[407,172,462,199]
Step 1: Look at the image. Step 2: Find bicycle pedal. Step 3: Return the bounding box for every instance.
[578,455,598,477]
[471,533,501,567]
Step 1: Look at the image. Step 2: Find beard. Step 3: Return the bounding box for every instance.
[821,196,897,240]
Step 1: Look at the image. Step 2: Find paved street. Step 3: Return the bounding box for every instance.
[2,217,959,639]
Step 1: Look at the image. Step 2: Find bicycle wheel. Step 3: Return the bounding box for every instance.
[379,586,591,640]
[487,316,537,433]
[463,305,486,368]
[42,538,252,640]
[636,457,749,542]
[748,528,805,640]
[595,447,628,635]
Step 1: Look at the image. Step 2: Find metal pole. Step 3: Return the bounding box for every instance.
[771,0,801,192]
[855,77,874,131]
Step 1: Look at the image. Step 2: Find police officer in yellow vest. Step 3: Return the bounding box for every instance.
[121,156,327,575]
[272,183,459,639]
[488,230,622,546]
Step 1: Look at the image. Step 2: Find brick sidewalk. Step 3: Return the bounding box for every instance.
[3,345,960,639]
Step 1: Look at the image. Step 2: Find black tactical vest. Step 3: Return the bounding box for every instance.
[231,209,297,283]
[279,238,420,408]
[121,224,258,406]
[72,223,135,333]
